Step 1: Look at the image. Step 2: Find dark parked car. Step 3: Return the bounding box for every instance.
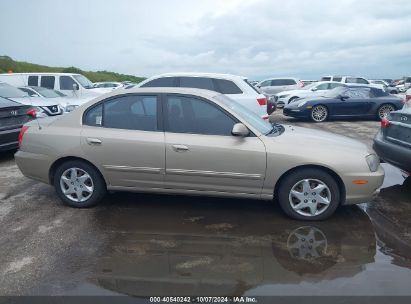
[283,86,404,122]
[0,96,35,151]
[373,107,411,173]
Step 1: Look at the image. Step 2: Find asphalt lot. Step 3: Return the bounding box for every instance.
[0,110,410,297]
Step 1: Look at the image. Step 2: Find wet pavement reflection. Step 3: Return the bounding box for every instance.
[62,168,410,297]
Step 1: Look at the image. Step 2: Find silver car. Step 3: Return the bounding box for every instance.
[256,78,303,96]
[15,88,384,220]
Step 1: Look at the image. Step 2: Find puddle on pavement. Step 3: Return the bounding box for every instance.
[29,163,411,296]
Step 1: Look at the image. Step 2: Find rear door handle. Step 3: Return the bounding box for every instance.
[87,138,102,145]
[172,144,189,152]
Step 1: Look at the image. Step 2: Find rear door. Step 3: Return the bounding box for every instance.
[163,94,267,195]
[81,94,165,189]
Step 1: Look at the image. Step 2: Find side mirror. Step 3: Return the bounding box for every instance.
[232,123,249,137]
[311,87,318,91]
[72,83,79,91]
[339,94,349,100]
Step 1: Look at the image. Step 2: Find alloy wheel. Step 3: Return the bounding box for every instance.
[378,105,395,119]
[60,168,94,203]
[311,105,328,122]
[288,179,331,217]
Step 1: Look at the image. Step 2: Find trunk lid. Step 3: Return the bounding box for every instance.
[384,109,411,147]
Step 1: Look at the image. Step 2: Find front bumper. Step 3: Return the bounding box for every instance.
[342,165,385,205]
[373,131,411,173]
[283,107,309,118]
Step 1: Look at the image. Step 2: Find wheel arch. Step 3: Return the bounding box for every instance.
[49,156,107,187]
[273,164,346,204]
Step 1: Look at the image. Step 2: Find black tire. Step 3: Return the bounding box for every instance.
[390,90,397,94]
[310,105,328,122]
[377,103,395,120]
[53,160,106,208]
[288,96,298,104]
[277,168,341,221]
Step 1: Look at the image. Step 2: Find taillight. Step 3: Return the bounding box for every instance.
[26,108,37,118]
[299,81,304,88]
[18,126,30,148]
[406,95,411,103]
[257,97,267,106]
[381,118,390,128]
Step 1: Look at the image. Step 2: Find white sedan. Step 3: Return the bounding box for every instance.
[275,81,346,107]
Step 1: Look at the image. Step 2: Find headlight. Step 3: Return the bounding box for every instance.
[366,154,380,172]
[35,107,47,118]
[279,94,290,99]
[298,100,308,107]
[65,105,78,112]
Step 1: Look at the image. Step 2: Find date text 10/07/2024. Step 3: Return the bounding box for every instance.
[149,297,258,303]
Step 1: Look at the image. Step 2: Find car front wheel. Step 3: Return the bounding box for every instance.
[310,105,328,122]
[53,160,106,208]
[277,168,340,220]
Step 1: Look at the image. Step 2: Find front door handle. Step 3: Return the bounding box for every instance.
[87,138,102,145]
[172,144,189,152]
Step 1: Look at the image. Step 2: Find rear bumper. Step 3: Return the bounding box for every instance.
[373,131,411,173]
[14,150,52,184]
[0,127,21,151]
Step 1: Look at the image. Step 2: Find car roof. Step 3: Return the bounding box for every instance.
[0,73,82,76]
[116,87,221,98]
[148,72,248,80]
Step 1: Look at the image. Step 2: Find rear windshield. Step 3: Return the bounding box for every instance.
[244,79,260,93]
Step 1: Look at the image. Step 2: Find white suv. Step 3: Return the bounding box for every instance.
[321,76,385,90]
[137,73,272,119]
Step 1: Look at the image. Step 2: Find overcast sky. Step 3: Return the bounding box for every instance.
[1,0,410,80]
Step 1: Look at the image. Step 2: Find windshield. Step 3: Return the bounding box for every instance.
[215,94,273,135]
[34,86,66,98]
[0,83,29,98]
[321,87,346,98]
[302,83,319,90]
[73,75,94,89]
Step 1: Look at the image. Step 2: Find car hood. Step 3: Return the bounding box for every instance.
[8,97,59,107]
[269,125,370,156]
[276,89,306,96]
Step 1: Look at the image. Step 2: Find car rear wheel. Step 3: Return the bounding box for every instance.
[377,104,395,120]
[310,105,328,122]
[54,160,106,208]
[277,168,340,220]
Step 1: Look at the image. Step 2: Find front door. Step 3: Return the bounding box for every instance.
[81,94,165,190]
[163,94,267,195]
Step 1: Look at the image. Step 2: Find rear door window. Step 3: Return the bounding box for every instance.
[271,79,297,86]
[40,76,55,89]
[140,77,178,87]
[179,77,214,91]
[104,95,158,131]
[214,79,242,94]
